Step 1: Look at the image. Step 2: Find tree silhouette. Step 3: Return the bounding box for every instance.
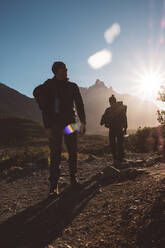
[157,85,165,125]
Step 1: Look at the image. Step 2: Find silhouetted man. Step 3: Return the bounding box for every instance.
[33,62,86,195]
[100,95,127,165]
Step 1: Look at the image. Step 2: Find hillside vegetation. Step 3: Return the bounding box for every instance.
[0,116,162,183]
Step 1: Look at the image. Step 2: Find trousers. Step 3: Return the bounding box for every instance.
[49,126,77,187]
[109,129,124,161]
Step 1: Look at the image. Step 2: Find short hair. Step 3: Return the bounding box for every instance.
[52,61,66,74]
[109,94,116,103]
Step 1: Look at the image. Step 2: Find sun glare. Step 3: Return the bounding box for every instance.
[134,68,165,101]
[138,72,162,96]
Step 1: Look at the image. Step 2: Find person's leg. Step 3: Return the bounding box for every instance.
[64,132,78,185]
[117,130,124,162]
[49,126,63,192]
[109,130,116,162]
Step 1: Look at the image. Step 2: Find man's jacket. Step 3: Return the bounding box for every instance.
[100,101,127,131]
[33,77,86,128]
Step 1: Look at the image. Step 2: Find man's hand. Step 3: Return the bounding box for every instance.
[45,128,53,139]
[123,128,127,135]
[80,123,86,135]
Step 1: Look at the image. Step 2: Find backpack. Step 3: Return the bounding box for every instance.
[33,81,51,111]
[101,101,127,129]
[101,108,111,128]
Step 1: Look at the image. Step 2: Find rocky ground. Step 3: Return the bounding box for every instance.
[0,153,165,248]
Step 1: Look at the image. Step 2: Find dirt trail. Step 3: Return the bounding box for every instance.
[0,155,165,248]
[144,163,165,180]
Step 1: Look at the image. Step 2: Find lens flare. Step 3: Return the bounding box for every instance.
[88,49,112,69]
[64,123,79,135]
[104,23,121,44]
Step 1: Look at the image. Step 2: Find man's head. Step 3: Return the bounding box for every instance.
[52,61,68,80]
[109,94,116,106]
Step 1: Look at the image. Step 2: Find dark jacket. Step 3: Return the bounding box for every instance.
[33,77,86,128]
[100,101,127,131]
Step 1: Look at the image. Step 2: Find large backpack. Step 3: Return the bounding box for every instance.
[101,101,127,129]
[33,80,51,111]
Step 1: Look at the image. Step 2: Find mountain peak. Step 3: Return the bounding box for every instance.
[89,79,107,90]
[95,79,107,88]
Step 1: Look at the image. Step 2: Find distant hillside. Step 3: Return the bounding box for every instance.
[0,83,42,123]
[0,81,159,134]
[80,79,159,134]
[0,115,45,146]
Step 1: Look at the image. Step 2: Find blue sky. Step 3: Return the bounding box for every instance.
[1,0,165,99]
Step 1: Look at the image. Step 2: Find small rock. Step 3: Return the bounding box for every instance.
[85,154,96,163]
[145,158,154,166]
[120,168,142,180]
[134,160,144,166]
[100,166,120,181]
[27,162,35,166]
[129,205,137,210]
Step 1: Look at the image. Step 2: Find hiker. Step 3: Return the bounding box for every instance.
[100,95,127,164]
[33,61,86,195]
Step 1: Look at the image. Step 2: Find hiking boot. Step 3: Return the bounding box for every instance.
[70,176,82,190]
[115,160,124,169]
[49,184,59,196]
[118,157,124,163]
[71,181,83,190]
[113,159,118,166]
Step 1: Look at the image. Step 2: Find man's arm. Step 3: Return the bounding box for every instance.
[123,105,128,133]
[100,112,106,126]
[123,115,128,134]
[73,84,86,134]
[73,84,86,124]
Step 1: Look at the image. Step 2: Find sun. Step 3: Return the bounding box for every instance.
[139,72,161,95]
[135,70,165,100]
[127,53,165,103]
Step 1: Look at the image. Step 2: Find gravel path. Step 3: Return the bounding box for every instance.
[0,155,165,248]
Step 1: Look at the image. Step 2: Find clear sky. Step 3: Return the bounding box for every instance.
[1,0,165,101]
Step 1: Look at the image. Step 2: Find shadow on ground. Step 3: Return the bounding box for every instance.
[0,166,146,248]
[0,176,101,248]
[136,179,165,248]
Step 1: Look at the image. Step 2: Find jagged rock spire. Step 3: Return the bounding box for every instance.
[95,79,106,87]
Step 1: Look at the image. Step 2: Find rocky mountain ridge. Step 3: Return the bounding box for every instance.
[0,80,159,133]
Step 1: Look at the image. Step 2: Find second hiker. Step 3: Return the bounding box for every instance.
[100,95,127,165]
